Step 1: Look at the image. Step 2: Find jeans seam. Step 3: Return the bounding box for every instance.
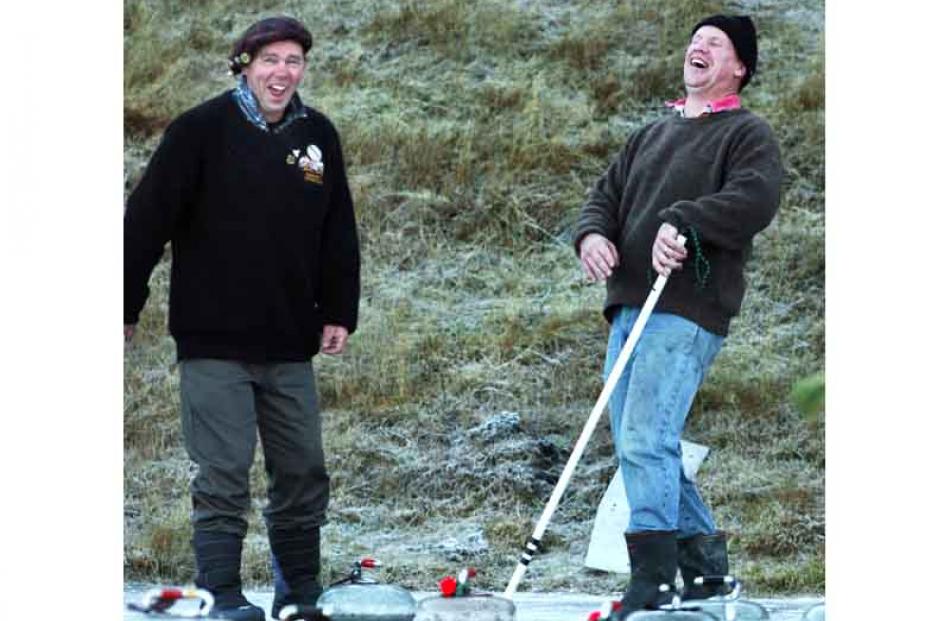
[658,328,696,530]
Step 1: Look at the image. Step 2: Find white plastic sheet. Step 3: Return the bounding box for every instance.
[584,440,710,573]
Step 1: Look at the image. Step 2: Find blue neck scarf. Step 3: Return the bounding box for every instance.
[232,76,308,133]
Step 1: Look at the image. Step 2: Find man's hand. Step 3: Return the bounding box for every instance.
[320,324,349,355]
[652,223,687,277]
[124,324,136,343]
[579,233,620,282]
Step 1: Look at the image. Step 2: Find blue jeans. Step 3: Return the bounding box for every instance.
[604,306,724,535]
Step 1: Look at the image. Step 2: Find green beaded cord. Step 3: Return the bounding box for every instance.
[645,226,711,289]
[688,226,710,290]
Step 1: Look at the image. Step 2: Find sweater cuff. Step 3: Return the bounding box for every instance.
[573,225,607,256]
[320,305,358,335]
[657,207,686,234]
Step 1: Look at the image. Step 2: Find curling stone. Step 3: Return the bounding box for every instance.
[415,567,514,621]
[626,610,718,621]
[126,586,215,617]
[278,604,332,621]
[315,557,416,621]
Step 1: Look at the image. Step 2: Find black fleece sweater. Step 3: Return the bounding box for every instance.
[574,108,783,336]
[124,91,360,362]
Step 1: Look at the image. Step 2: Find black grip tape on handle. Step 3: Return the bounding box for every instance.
[518,536,543,567]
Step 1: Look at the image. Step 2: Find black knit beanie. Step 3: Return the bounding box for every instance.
[691,15,757,91]
[229,16,313,75]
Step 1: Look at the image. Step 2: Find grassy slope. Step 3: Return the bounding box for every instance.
[124,0,825,595]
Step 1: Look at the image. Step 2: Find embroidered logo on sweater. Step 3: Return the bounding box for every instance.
[286,145,324,184]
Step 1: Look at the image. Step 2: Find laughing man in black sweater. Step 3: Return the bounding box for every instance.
[124,17,359,621]
[574,15,783,616]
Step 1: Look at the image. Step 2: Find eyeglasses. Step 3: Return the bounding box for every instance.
[257,54,305,69]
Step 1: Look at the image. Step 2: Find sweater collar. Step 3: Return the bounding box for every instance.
[665,94,742,118]
[232,76,308,133]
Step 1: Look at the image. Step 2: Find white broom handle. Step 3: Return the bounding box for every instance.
[503,235,684,599]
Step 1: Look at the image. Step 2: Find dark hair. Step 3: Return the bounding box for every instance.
[229,16,313,75]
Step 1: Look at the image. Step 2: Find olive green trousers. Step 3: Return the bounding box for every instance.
[179,359,329,536]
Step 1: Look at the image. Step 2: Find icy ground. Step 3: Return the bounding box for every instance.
[124,587,823,620]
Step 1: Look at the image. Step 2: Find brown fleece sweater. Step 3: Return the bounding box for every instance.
[573,108,783,336]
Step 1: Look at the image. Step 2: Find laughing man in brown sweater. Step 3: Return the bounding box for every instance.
[573,15,783,616]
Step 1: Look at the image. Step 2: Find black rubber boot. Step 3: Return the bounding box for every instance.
[617,530,678,616]
[268,526,323,620]
[193,530,265,621]
[678,531,731,600]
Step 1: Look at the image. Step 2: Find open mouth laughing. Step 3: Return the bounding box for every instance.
[688,55,709,69]
[267,84,289,99]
